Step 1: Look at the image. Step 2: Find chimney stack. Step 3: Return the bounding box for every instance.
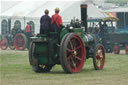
[81,4,88,32]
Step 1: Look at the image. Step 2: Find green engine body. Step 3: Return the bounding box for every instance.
[31,28,87,66]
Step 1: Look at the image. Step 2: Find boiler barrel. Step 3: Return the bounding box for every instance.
[83,34,94,47]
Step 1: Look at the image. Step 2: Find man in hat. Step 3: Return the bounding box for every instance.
[40,9,51,35]
[51,8,62,39]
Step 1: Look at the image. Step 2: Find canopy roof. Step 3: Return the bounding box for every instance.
[88,17,118,22]
[104,7,128,13]
[1,1,108,21]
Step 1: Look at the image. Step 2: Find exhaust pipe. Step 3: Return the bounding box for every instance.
[81,4,88,32]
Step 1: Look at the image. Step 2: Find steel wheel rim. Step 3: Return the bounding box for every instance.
[66,35,85,72]
[14,34,25,50]
[1,38,8,50]
[96,45,105,70]
[114,45,118,54]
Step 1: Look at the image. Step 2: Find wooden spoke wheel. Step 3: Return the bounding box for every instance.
[14,33,27,50]
[113,45,120,54]
[0,37,8,50]
[93,44,105,70]
[29,42,53,73]
[60,33,85,73]
[125,45,128,55]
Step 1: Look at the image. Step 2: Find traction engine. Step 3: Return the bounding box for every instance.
[29,4,105,73]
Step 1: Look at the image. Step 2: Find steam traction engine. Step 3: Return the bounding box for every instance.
[87,17,128,55]
[0,18,14,50]
[0,18,35,50]
[0,20,24,50]
[29,4,105,73]
[14,21,35,50]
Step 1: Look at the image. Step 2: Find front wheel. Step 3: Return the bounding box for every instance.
[93,44,105,70]
[0,37,8,50]
[29,42,53,73]
[60,33,85,73]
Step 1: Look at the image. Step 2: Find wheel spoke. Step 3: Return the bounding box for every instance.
[73,55,81,61]
[71,58,76,69]
[67,48,72,53]
[96,49,102,58]
[98,50,102,56]
[67,54,72,61]
[72,39,77,49]
[69,40,74,50]
[96,60,99,65]
[96,59,101,66]
[75,46,81,50]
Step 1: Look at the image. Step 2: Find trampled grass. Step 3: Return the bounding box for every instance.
[0,50,128,85]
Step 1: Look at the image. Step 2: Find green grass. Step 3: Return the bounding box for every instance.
[0,50,128,85]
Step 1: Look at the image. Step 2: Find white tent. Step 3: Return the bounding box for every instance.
[0,0,108,34]
[1,1,47,16]
[1,1,107,20]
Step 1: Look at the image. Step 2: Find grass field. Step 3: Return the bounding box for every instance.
[0,50,128,85]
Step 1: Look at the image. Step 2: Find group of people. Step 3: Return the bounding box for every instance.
[25,7,62,39]
[40,8,62,37]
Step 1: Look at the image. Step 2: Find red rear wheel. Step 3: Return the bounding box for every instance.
[14,33,27,50]
[60,33,85,73]
[93,44,105,70]
[113,45,120,54]
[0,37,8,50]
[125,45,128,55]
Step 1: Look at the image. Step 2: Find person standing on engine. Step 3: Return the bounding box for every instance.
[40,9,51,36]
[25,22,31,37]
[51,8,62,38]
[25,22,31,46]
